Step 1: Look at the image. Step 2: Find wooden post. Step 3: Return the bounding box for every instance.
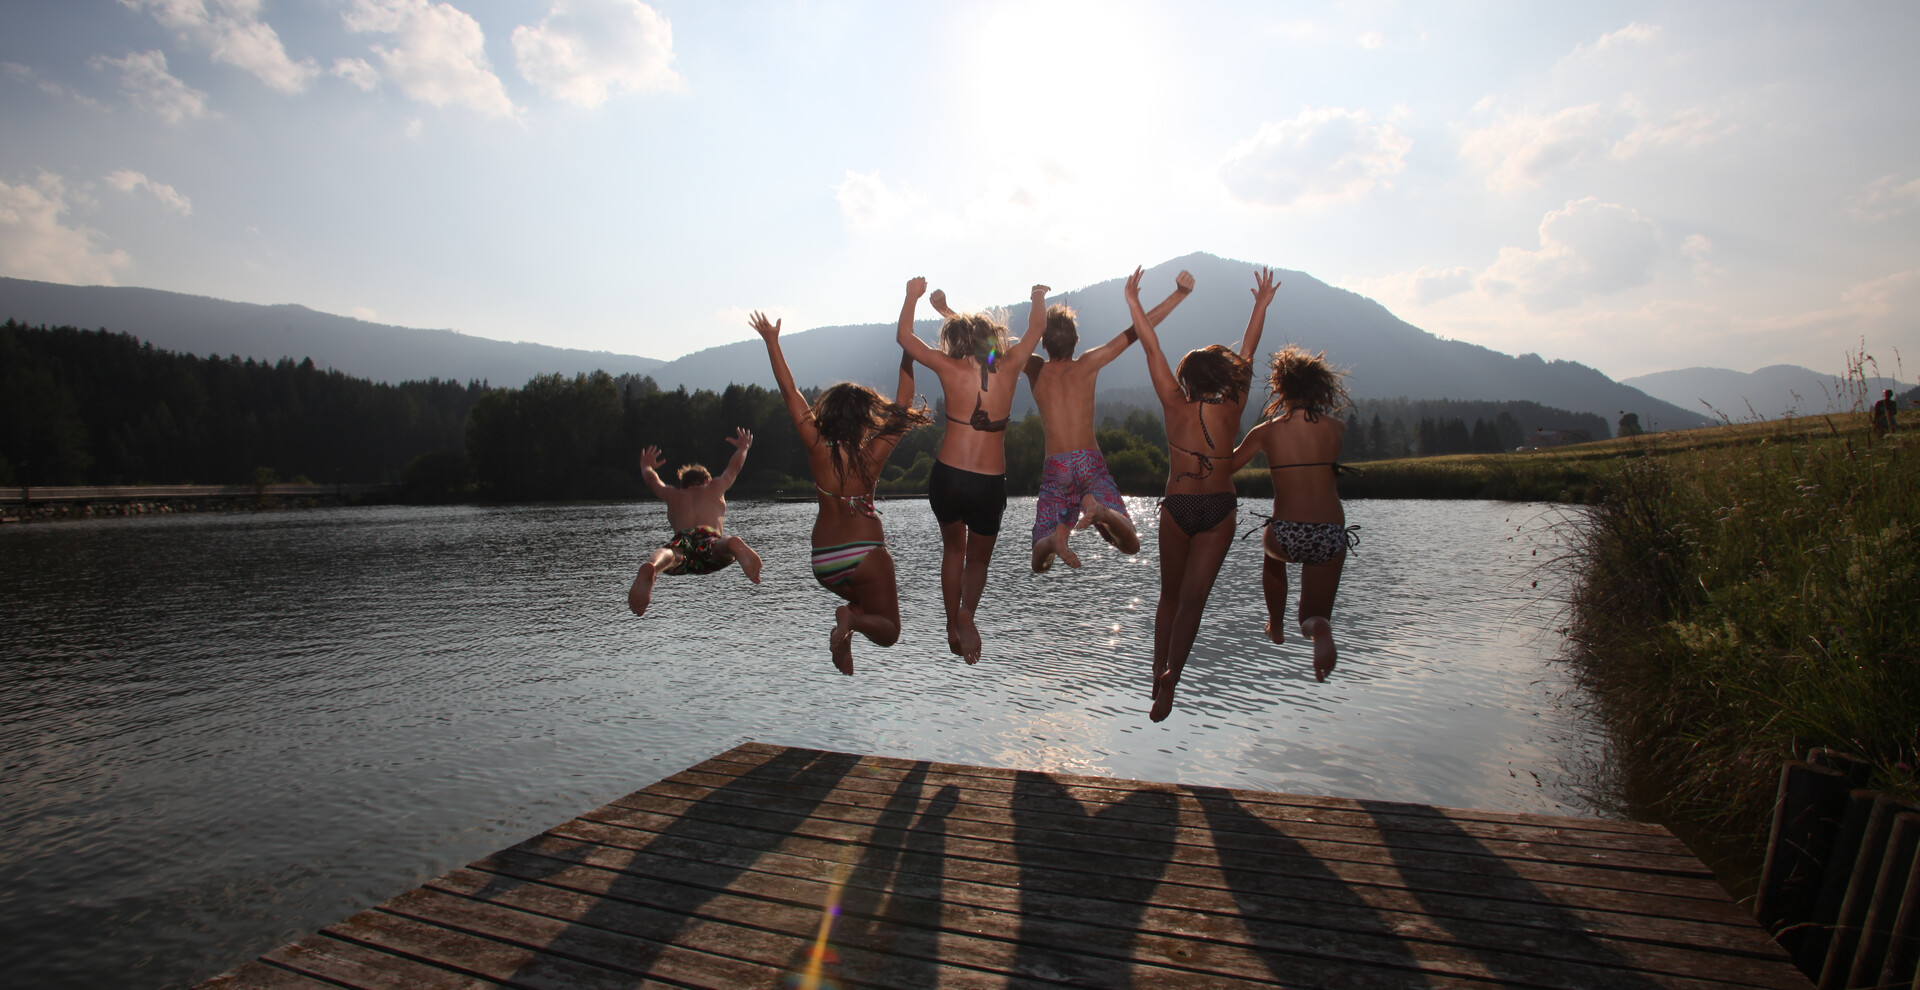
[1821,795,1917,989]
[1877,828,1920,989]
[1758,760,1854,949]
[1799,789,1881,976]
[1849,812,1920,989]
[1809,747,1875,788]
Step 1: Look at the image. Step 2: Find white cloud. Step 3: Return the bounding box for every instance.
[103,169,193,215]
[1571,21,1662,60]
[341,0,518,119]
[1460,103,1613,193]
[512,0,682,108]
[350,306,378,320]
[1680,233,1721,281]
[1219,107,1411,208]
[1411,265,1475,304]
[834,171,927,232]
[1356,31,1384,50]
[403,117,424,138]
[1612,106,1736,160]
[120,0,318,93]
[332,57,380,92]
[3,62,105,107]
[1478,197,1661,310]
[1848,175,1920,222]
[0,172,131,284]
[90,50,213,124]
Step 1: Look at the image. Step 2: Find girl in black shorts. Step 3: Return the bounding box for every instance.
[896,277,1049,664]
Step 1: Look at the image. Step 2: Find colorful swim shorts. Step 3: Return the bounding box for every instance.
[1032,448,1129,545]
[662,525,733,575]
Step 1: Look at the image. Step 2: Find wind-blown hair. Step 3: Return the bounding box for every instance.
[1175,344,1253,404]
[1041,304,1078,360]
[676,464,711,487]
[1262,345,1349,420]
[810,382,932,490]
[939,311,1012,364]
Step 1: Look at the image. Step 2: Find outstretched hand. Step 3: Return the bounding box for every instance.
[929,288,947,311]
[1123,266,1145,301]
[1031,284,1050,299]
[748,311,780,340]
[1251,266,1280,306]
[725,427,753,450]
[638,445,664,472]
[906,276,927,300]
[1176,270,1196,294]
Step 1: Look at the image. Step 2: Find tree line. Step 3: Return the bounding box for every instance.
[2,320,1619,500]
[0,321,481,490]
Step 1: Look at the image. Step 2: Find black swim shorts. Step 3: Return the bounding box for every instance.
[928,461,1007,536]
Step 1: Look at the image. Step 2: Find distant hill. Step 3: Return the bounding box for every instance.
[1622,364,1915,421]
[0,277,664,387]
[648,253,1710,432]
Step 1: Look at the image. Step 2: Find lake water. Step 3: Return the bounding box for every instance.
[0,497,1610,989]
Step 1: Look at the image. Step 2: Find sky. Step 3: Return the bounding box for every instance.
[2,1,1917,381]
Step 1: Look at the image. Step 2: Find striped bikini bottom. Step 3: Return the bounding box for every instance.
[811,540,884,588]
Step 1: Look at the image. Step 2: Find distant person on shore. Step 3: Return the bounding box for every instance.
[1872,388,1899,436]
[1231,346,1357,682]
[929,273,1195,571]
[627,430,764,616]
[1125,265,1278,721]
[752,310,929,673]
[899,277,1049,664]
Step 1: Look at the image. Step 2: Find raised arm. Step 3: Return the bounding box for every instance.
[1081,270,1194,371]
[1125,267,1184,405]
[895,348,915,408]
[1229,420,1271,472]
[712,428,752,492]
[1237,266,1279,362]
[896,276,944,369]
[638,445,671,498]
[1005,284,1051,367]
[750,312,820,448]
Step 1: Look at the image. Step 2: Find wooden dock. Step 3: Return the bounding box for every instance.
[197,742,1811,989]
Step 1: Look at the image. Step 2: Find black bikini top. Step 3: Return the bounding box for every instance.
[946,355,1009,432]
[1170,394,1229,481]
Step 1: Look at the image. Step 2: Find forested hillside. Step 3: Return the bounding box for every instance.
[0,321,481,487]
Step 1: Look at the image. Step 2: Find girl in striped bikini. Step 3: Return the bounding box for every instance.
[751,310,930,675]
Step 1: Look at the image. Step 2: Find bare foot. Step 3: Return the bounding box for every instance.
[1301,616,1337,681]
[1085,499,1140,554]
[627,562,658,616]
[1031,539,1055,573]
[1264,619,1284,645]
[957,611,982,665]
[947,620,966,658]
[830,607,854,675]
[733,539,763,584]
[1149,670,1177,722]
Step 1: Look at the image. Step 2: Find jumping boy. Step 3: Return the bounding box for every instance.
[932,271,1194,570]
[628,428,764,616]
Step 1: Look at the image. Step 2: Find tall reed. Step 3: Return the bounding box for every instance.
[1565,421,1918,881]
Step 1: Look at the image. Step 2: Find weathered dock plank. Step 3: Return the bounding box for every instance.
[197,743,1812,989]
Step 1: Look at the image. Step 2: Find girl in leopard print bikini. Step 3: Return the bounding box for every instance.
[1229,345,1356,683]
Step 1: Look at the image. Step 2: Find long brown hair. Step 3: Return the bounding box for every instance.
[810,383,931,490]
[938,312,1011,364]
[1176,344,1253,404]
[1261,345,1349,420]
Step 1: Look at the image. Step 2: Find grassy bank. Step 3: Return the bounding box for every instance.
[1560,416,1918,887]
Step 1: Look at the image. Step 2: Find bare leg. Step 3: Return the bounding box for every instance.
[724,535,763,584]
[1261,545,1289,645]
[627,547,678,616]
[956,529,995,664]
[841,547,902,647]
[830,606,855,675]
[1053,521,1081,568]
[1298,554,1346,681]
[938,519,969,657]
[1031,534,1056,573]
[1152,508,1236,722]
[1086,497,1141,555]
[1151,509,1189,710]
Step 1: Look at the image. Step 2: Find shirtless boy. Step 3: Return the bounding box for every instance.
[934,272,1195,570]
[627,428,765,616]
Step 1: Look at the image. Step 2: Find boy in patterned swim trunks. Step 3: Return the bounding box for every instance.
[1020,270,1195,570]
[628,429,764,616]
